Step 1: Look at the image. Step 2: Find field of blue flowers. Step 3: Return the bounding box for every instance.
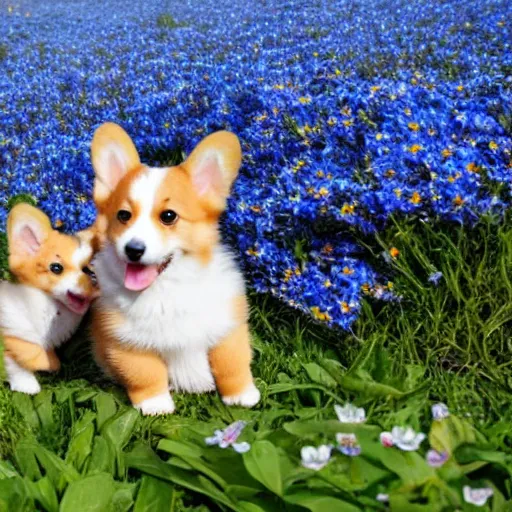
[1,0,512,510]
[1,0,510,329]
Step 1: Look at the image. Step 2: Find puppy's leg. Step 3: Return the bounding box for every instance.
[93,317,173,415]
[168,350,215,393]
[3,336,60,372]
[209,323,260,407]
[4,356,41,395]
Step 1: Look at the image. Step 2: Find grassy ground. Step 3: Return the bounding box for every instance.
[1,214,512,510]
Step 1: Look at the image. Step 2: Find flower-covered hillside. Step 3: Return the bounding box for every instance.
[0,0,511,328]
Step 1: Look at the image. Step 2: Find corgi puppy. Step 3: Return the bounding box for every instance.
[90,122,260,415]
[0,204,98,394]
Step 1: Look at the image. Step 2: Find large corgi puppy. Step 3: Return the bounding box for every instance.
[90,123,260,415]
[0,204,98,394]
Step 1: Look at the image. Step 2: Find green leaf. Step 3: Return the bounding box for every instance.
[12,394,40,430]
[237,502,268,512]
[0,460,19,479]
[33,390,54,431]
[456,445,512,476]
[112,482,137,512]
[0,476,33,512]
[284,491,361,512]
[429,416,477,455]
[94,393,118,431]
[66,411,95,472]
[101,408,139,450]
[303,363,338,388]
[74,390,98,403]
[17,440,79,493]
[133,475,175,512]
[87,436,115,475]
[267,383,342,401]
[125,443,238,510]
[15,440,43,480]
[157,438,204,459]
[375,449,435,486]
[60,473,115,512]
[26,476,58,512]
[157,439,226,489]
[243,441,283,497]
[284,419,380,439]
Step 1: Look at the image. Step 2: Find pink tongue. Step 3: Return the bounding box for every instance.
[124,263,159,291]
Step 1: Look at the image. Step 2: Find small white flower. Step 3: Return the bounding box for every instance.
[432,403,450,421]
[426,449,449,467]
[376,493,389,503]
[463,486,493,507]
[380,431,394,447]
[205,420,250,452]
[335,433,361,456]
[334,403,366,423]
[301,445,332,471]
[381,427,425,451]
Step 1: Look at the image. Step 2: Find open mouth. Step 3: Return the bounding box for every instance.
[124,255,173,291]
[65,291,91,315]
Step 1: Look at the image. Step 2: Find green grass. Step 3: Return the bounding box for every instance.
[1,214,512,510]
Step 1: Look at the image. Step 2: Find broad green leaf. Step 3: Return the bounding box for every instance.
[87,436,115,475]
[60,473,115,512]
[101,408,139,449]
[456,445,512,476]
[267,383,342,401]
[157,438,204,459]
[0,476,33,512]
[26,476,58,512]
[429,416,477,455]
[158,439,227,489]
[303,363,337,388]
[125,443,238,510]
[66,411,95,472]
[74,390,98,403]
[15,440,43,480]
[33,390,54,431]
[0,460,19,479]
[17,440,79,492]
[243,441,282,497]
[12,394,39,430]
[284,419,380,439]
[284,491,361,512]
[238,502,267,512]
[374,449,435,486]
[101,408,139,478]
[112,481,137,512]
[133,475,175,512]
[94,393,117,431]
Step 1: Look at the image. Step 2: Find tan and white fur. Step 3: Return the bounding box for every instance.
[90,122,260,415]
[0,204,98,394]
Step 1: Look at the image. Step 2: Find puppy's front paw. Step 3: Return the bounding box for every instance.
[222,382,260,408]
[10,375,41,395]
[134,392,175,416]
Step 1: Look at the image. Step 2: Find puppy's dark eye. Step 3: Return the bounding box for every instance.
[160,210,178,225]
[49,263,63,275]
[82,266,97,285]
[117,210,132,223]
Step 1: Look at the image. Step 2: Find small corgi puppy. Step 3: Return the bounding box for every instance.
[0,204,98,394]
[90,122,260,415]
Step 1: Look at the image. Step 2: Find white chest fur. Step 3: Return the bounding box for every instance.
[95,244,246,355]
[0,282,82,348]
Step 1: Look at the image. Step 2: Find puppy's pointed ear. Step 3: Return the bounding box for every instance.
[7,204,52,264]
[91,123,140,208]
[182,131,242,213]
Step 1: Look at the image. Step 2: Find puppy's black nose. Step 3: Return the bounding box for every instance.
[125,240,146,262]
